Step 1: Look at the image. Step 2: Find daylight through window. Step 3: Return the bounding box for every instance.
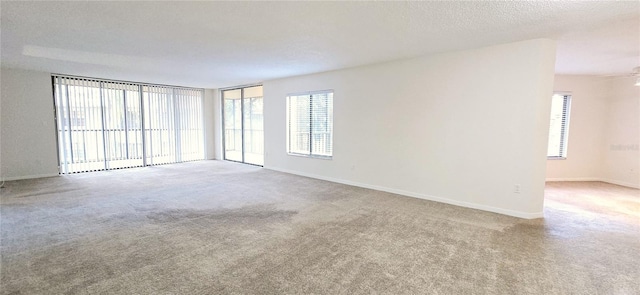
[547,93,571,159]
[287,91,334,158]
[53,75,205,174]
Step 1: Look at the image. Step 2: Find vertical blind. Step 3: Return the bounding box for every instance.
[547,94,571,158]
[53,75,205,174]
[287,91,333,157]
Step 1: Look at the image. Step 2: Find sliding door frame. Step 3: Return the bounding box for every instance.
[52,74,206,174]
[220,84,263,166]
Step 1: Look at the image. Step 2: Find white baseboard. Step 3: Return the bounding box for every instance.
[266,166,543,220]
[546,177,640,189]
[2,173,59,181]
[545,177,600,182]
[599,179,640,189]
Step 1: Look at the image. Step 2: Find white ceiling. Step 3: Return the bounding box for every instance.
[1,1,638,88]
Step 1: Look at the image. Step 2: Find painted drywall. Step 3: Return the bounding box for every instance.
[213,89,223,160]
[546,75,608,181]
[263,39,557,218]
[204,89,218,160]
[602,76,640,188]
[0,67,59,180]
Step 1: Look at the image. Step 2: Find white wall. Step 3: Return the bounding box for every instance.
[263,39,557,219]
[204,89,219,160]
[1,67,59,180]
[602,76,640,188]
[213,89,223,160]
[546,75,608,180]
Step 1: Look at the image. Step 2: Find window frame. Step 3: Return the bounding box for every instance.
[547,93,572,160]
[286,90,334,159]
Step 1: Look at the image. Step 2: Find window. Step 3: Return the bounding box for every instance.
[287,91,333,158]
[547,93,571,159]
[53,75,205,174]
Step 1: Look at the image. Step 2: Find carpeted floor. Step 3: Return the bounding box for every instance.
[1,160,639,294]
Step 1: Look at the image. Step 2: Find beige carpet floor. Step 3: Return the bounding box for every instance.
[1,160,639,294]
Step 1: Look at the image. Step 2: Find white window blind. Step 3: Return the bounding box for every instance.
[287,91,333,158]
[547,94,571,159]
[53,75,205,174]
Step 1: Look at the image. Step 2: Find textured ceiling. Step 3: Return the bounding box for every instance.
[1,1,638,88]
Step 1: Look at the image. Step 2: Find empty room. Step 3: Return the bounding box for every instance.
[1,1,638,294]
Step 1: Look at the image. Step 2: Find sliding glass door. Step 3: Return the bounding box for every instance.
[223,89,243,162]
[223,85,263,166]
[53,75,205,174]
